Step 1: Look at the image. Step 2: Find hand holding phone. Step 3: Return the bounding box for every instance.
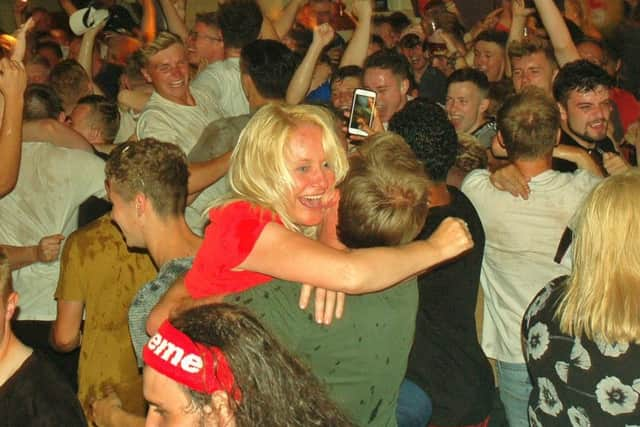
[348,88,376,137]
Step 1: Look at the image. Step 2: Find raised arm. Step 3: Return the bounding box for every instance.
[505,0,535,77]
[286,23,335,104]
[0,59,26,197]
[532,0,579,66]
[78,19,107,96]
[250,0,280,40]
[339,0,372,68]
[269,0,306,39]
[13,0,28,27]
[11,17,34,62]
[139,0,158,44]
[438,29,469,70]
[464,7,502,45]
[57,0,78,16]
[158,0,188,41]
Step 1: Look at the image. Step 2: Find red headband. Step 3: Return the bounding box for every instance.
[143,321,242,402]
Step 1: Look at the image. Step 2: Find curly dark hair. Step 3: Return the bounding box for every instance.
[552,59,614,105]
[171,303,356,427]
[388,98,458,182]
[218,0,263,49]
[105,139,189,217]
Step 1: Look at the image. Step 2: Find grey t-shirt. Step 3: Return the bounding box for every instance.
[128,257,194,366]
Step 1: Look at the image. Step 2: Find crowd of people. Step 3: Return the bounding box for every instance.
[0,0,640,426]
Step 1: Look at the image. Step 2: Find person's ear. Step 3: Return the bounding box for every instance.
[89,126,102,144]
[557,102,568,122]
[5,292,18,321]
[135,194,146,217]
[400,78,409,97]
[497,131,506,149]
[141,67,153,84]
[491,131,508,158]
[120,74,130,91]
[479,98,490,116]
[240,73,255,100]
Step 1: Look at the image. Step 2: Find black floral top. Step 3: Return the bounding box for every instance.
[523,276,640,426]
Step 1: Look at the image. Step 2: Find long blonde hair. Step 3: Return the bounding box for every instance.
[223,103,349,237]
[557,169,640,344]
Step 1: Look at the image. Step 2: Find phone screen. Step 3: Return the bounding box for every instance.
[349,92,375,135]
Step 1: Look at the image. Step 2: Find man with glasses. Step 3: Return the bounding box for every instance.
[191,0,264,118]
[186,13,225,71]
[158,0,225,72]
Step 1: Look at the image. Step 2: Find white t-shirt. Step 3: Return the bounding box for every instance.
[136,86,223,153]
[191,57,249,118]
[0,142,106,320]
[461,168,601,363]
[114,106,138,143]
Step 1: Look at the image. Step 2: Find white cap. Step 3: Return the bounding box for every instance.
[69,7,109,36]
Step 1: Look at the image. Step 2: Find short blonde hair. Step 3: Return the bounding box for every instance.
[557,169,640,344]
[226,103,349,236]
[105,139,189,218]
[507,37,557,69]
[338,132,429,248]
[138,32,183,67]
[497,86,560,161]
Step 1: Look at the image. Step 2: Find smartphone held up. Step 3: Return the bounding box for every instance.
[348,88,376,137]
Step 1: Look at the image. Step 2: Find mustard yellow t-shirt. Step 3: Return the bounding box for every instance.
[55,215,157,419]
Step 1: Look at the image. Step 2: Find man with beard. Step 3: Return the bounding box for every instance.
[462,87,601,427]
[553,60,629,176]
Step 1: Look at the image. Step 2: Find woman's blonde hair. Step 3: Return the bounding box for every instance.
[224,103,349,236]
[557,169,640,344]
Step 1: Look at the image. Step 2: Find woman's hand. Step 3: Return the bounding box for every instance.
[298,285,345,325]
